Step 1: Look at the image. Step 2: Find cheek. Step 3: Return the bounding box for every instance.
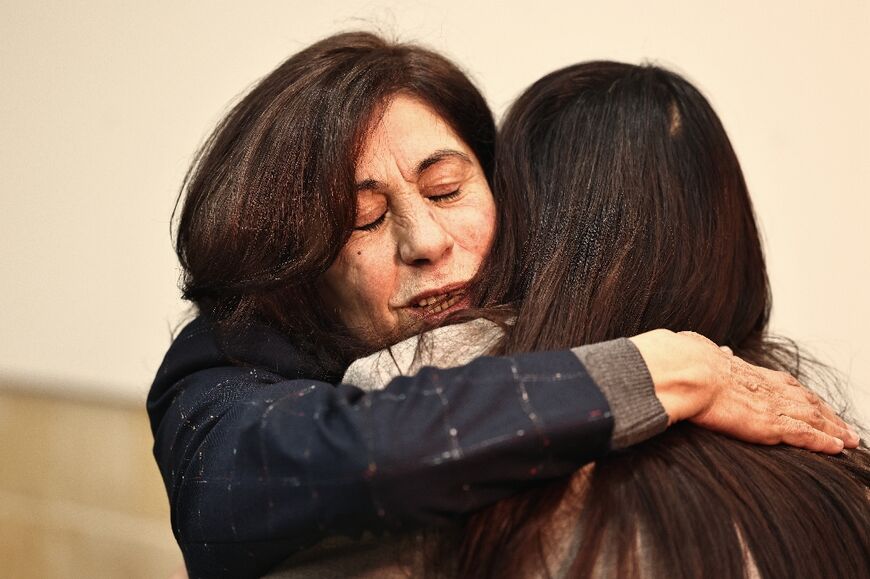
[323,240,396,318]
[448,198,497,261]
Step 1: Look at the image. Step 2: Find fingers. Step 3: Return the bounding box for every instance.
[777,401,859,449]
[802,389,856,443]
[719,345,733,355]
[776,415,845,455]
[761,368,860,448]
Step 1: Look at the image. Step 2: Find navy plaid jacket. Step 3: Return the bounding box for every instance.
[147,315,614,578]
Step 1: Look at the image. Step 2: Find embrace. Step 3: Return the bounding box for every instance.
[148,32,869,579]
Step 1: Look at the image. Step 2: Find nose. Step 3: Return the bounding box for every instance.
[397,205,454,266]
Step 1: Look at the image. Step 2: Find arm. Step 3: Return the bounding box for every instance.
[344,322,859,452]
[345,319,858,454]
[148,324,618,578]
[344,319,668,449]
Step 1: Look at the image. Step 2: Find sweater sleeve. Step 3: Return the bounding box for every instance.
[149,345,613,578]
[572,338,668,449]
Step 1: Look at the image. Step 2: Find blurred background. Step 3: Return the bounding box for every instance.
[1,1,867,576]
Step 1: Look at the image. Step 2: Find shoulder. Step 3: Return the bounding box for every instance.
[342,318,504,391]
[421,317,503,350]
[147,314,335,426]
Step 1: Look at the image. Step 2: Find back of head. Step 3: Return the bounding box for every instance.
[458,62,870,578]
[481,61,768,357]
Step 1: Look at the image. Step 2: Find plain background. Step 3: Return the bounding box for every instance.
[1,0,868,421]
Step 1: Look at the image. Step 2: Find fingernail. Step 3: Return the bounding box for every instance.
[848,427,861,443]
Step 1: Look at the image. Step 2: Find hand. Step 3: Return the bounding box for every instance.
[629,329,860,454]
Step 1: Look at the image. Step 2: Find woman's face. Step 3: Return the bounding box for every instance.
[320,94,496,346]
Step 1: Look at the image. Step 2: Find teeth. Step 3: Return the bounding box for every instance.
[426,292,462,314]
[417,295,441,307]
[414,289,466,312]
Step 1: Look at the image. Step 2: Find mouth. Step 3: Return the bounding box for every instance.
[404,285,470,319]
[413,288,466,315]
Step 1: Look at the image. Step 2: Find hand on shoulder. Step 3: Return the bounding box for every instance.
[629,329,860,454]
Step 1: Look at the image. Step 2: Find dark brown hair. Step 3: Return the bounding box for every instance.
[172,31,495,376]
[455,62,869,578]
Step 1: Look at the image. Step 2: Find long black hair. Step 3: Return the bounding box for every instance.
[455,61,869,578]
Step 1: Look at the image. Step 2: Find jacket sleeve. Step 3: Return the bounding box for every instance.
[148,348,613,578]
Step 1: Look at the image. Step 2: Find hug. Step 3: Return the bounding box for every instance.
[148,32,869,578]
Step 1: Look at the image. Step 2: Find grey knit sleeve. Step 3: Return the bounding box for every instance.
[572,338,668,449]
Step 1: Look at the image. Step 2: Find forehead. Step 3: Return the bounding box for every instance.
[356,94,469,180]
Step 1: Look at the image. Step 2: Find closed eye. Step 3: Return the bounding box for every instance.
[354,212,386,232]
[354,189,460,232]
[429,189,461,203]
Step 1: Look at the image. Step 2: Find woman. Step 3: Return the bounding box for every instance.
[345,61,870,577]
[147,33,857,578]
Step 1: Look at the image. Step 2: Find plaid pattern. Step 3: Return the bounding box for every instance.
[148,316,621,578]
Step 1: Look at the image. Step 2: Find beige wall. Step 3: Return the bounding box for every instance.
[0,387,182,578]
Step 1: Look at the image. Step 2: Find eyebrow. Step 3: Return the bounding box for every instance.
[355,149,472,192]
